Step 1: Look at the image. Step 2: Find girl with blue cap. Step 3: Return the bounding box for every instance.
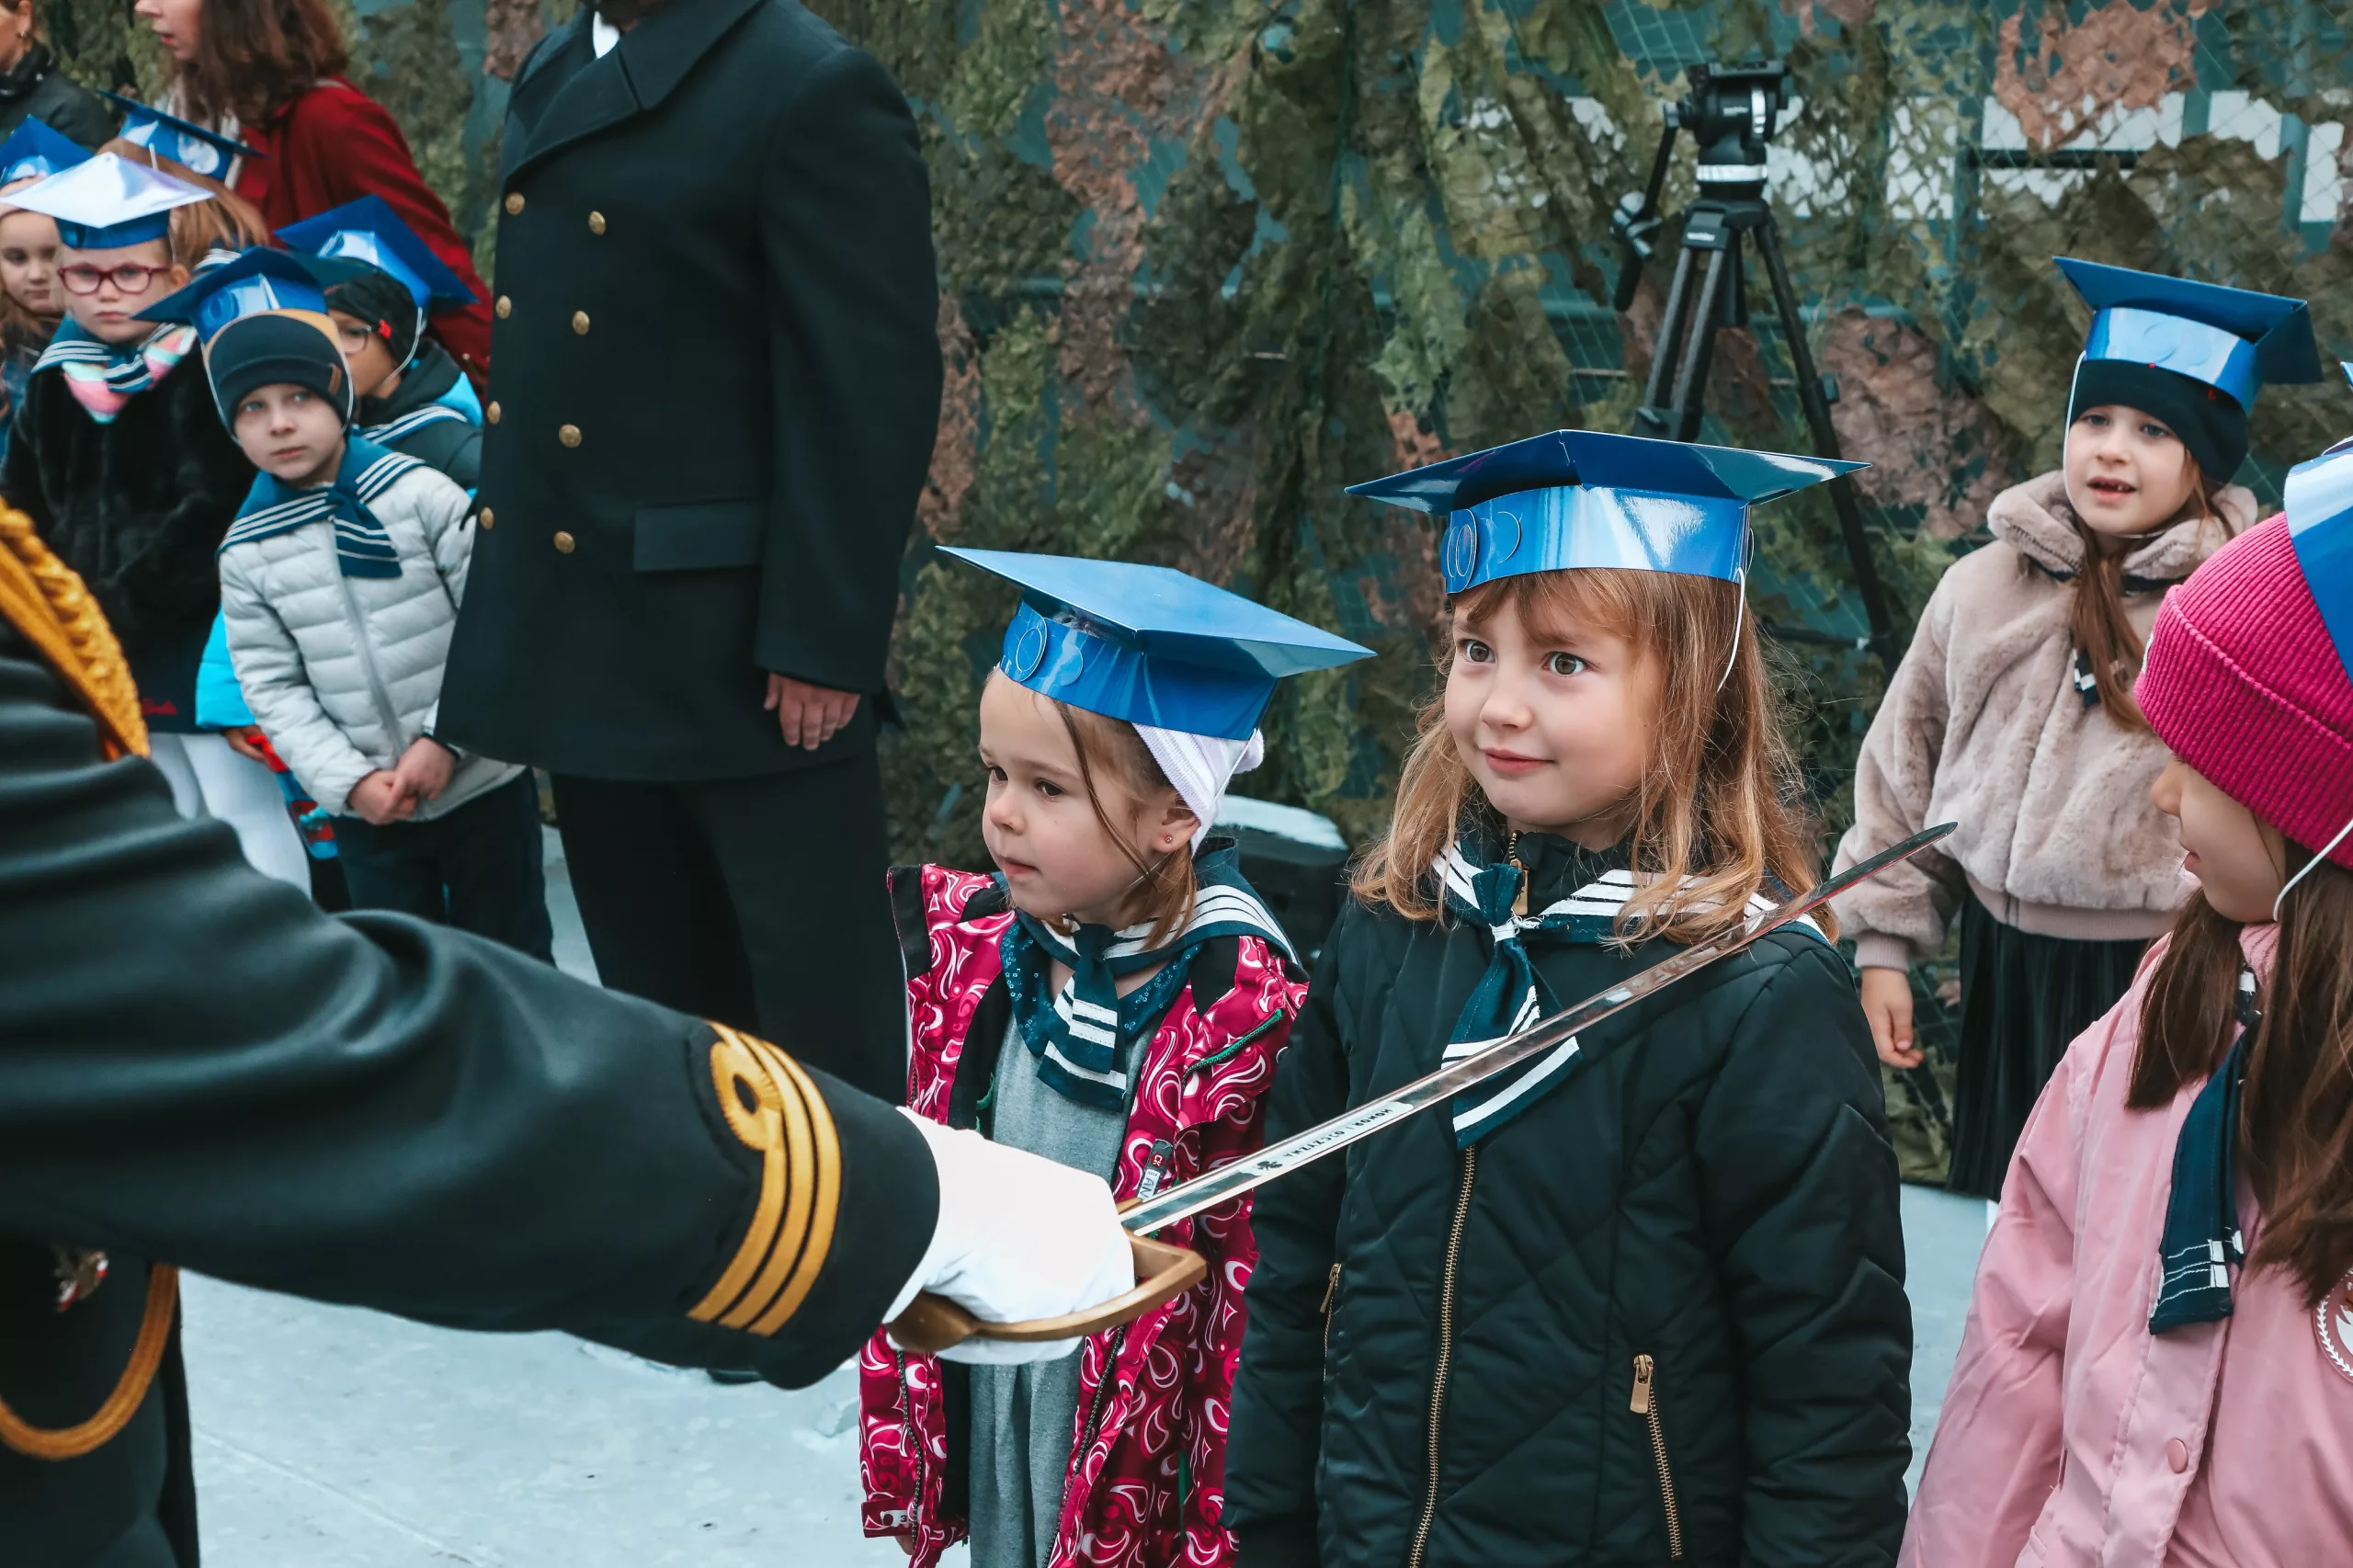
[1228,429,1913,1567]
[1834,259,2320,1218]
[855,549,1369,1568]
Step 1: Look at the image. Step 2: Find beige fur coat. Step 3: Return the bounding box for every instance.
[1830,470,2256,970]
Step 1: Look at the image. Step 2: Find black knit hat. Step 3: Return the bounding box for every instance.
[2067,358,2249,483]
[324,266,420,369]
[205,312,353,429]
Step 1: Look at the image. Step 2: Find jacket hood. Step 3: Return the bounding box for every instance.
[1987,469,2257,584]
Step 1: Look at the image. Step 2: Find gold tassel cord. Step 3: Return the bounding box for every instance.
[0,1266,180,1460]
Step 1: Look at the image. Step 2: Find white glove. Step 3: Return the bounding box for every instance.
[884,1110,1136,1365]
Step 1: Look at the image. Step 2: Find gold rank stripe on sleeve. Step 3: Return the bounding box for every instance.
[688,1025,842,1335]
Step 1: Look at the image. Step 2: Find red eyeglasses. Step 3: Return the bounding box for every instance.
[58,262,175,296]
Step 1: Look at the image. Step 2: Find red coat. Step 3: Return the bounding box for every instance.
[231,79,495,384]
[860,863,1301,1568]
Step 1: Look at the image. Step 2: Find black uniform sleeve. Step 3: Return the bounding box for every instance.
[750,45,941,695]
[1225,908,1358,1564]
[1694,941,1912,1565]
[0,622,936,1386]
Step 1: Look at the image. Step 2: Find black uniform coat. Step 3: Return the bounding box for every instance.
[0,619,937,1566]
[438,0,941,780]
[1226,834,1912,1568]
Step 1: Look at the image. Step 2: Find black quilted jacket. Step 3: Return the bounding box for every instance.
[1226,833,1911,1568]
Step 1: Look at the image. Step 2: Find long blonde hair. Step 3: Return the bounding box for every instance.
[1352,568,1831,945]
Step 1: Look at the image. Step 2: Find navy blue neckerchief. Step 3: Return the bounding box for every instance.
[219,435,421,579]
[2150,961,2262,1335]
[1434,826,1823,1147]
[1001,839,1291,1110]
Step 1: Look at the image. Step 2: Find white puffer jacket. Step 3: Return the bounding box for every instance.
[218,463,521,819]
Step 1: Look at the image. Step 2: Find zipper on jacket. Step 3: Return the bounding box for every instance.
[329,545,413,758]
[892,1346,926,1531]
[1134,1140,1175,1202]
[1630,1353,1684,1560]
[1320,1262,1342,1364]
[1188,1006,1289,1077]
[1075,1323,1130,1476]
[1405,1145,1477,1568]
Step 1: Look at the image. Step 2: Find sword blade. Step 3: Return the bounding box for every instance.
[1121,822,1955,1235]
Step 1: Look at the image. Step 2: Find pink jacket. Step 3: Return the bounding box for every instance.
[1905,923,2353,1566]
[858,864,1302,1568]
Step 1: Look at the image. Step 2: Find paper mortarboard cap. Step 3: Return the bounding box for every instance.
[2056,256,2322,411]
[277,194,475,310]
[1347,428,1863,594]
[0,118,91,187]
[941,548,1374,741]
[100,92,264,181]
[2286,434,2353,689]
[138,245,329,338]
[5,151,212,249]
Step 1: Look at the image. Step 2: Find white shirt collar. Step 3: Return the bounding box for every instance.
[591,13,620,56]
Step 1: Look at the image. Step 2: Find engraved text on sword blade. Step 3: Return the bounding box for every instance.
[1120,823,1956,1235]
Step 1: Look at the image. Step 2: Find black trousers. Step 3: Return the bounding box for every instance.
[334,772,555,962]
[549,752,904,1101]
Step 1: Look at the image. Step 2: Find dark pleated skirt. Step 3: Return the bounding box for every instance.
[1947,895,2152,1199]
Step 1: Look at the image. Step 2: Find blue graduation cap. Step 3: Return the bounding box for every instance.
[276,194,475,310]
[136,245,327,339]
[5,151,212,249]
[100,91,263,181]
[1347,429,1864,594]
[941,548,1374,741]
[0,118,90,187]
[2056,257,2322,411]
[2287,434,2353,687]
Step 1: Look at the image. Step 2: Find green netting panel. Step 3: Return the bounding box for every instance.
[47,2,2347,970]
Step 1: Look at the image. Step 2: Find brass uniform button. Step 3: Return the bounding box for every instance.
[486,401,501,424]
[558,423,582,448]
[478,506,494,529]
[495,295,512,319]
[587,210,607,235]
[505,191,525,216]
[553,530,575,554]
[571,311,590,335]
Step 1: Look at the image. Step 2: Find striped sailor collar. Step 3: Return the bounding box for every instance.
[1436,827,1822,944]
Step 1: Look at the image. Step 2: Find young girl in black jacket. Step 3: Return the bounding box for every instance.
[1226,431,1913,1568]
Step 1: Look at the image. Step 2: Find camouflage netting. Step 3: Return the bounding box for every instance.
[44,0,2353,1154]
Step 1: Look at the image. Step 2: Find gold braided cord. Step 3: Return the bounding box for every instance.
[0,1265,179,1460]
[689,1027,841,1335]
[0,505,146,758]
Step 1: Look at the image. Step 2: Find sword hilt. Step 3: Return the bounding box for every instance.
[886,1233,1206,1355]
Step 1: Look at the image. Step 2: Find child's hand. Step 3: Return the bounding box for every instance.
[392,738,456,803]
[347,770,417,826]
[1859,966,1922,1069]
[222,725,271,765]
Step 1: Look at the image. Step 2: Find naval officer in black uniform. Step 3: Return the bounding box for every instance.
[0,587,1131,1559]
[437,0,938,1100]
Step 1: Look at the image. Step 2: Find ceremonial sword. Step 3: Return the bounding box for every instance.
[889,822,1956,1353]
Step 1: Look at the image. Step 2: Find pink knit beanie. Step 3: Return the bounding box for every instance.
[2139,438,2353,868]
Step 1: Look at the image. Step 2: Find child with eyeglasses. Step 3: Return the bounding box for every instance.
[0,151,311,888]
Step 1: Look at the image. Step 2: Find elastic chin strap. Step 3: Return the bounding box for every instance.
[2273,810,2353,923]
[1715,567,1746,696]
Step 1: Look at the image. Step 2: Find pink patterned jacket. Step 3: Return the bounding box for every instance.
[859,862,1302,1568]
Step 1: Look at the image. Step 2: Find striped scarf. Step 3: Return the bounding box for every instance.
[1434,833,1821,1147]
[37,320,199,424]
[2150,962,2262,1334]
[219,437,421,579]
[1002,841,1292,1109]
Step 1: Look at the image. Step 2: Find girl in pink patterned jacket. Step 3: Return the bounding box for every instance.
[859,549,1370,1568]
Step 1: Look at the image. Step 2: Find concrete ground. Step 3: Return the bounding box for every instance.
[187,830,1988,1564]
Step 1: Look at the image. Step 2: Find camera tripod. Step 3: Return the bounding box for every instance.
[1611,62,1898,667]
